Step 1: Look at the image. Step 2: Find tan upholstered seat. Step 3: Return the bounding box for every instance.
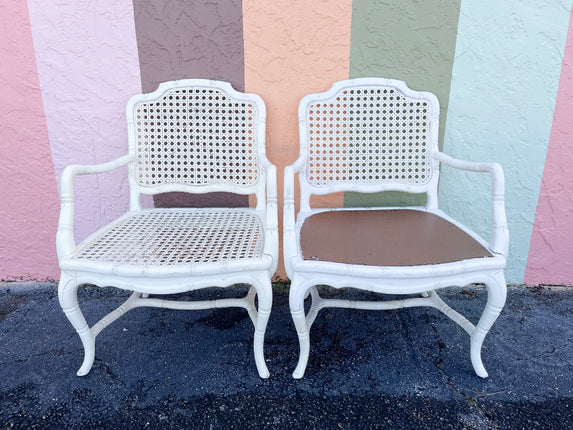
[301,209,491,267]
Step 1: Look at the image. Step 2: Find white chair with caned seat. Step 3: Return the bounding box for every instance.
[284,77,508,379]
[57,79,278,378]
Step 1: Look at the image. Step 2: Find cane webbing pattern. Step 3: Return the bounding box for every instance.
[134,87,260,187]
[73,210,264,265]
[306,86,433,187]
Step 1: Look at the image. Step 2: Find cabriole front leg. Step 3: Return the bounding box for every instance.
[289,277,313,379]
[245,286,258,327]
[252,274,272,378]
[470,272,507,378]
[58,272,95,376]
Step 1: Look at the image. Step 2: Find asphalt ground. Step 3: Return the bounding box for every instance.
[0,282,571,429]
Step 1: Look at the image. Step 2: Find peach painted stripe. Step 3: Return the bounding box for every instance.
[526,11,573,285]
[243,0,352,275]
[0,0,60,280]
[27,1,142,245]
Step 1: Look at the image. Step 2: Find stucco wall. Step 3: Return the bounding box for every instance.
[346,0,460,208]
[439,0,570,283]
[27,0,142,249]
[526,7,573,284]
[1,0,572,284]
[243,0,353,275]
[133,0,248,209]
[0,0,60,280]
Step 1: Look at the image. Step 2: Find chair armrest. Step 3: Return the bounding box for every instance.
[57,154,134,260]
[434,151,509,256]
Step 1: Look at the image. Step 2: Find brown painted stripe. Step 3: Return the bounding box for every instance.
[133,0,248,207]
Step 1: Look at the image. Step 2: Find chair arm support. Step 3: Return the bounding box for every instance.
[283,164,299,277]
[264,163,279,274]
[57,154,134,260]
[265,163,278,227]
[434,151,509,256]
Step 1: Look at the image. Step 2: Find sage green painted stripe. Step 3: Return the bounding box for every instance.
[345,0,461,207]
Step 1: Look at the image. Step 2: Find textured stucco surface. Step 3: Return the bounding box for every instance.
[0,0,60,280]
[27,0,142,246]
[243,0,353,275]
[1,0,573,284]
[345,0,460,208]
[133,0,248,209]
[526,8,573,284]
[439,0,571,283]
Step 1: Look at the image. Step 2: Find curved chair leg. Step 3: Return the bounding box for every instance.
[252,274,272,379]
[470,272,507,378]
[245,286,258,327]
[305,286,322,328]
[289,278,313,379]
[58,272,95,376]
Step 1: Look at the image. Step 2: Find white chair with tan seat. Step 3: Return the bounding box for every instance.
[57,79,278,378]
[284,77,508,379]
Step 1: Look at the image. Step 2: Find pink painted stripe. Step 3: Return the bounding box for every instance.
[0,0,60,280]
[27,1,142,246]
[526,10,573,285]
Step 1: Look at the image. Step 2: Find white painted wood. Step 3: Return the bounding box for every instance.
[285,78,508,379]
[57,80,278,378]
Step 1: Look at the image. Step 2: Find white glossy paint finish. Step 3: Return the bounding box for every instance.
[285,79,508,378]
[57,80,278,378]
